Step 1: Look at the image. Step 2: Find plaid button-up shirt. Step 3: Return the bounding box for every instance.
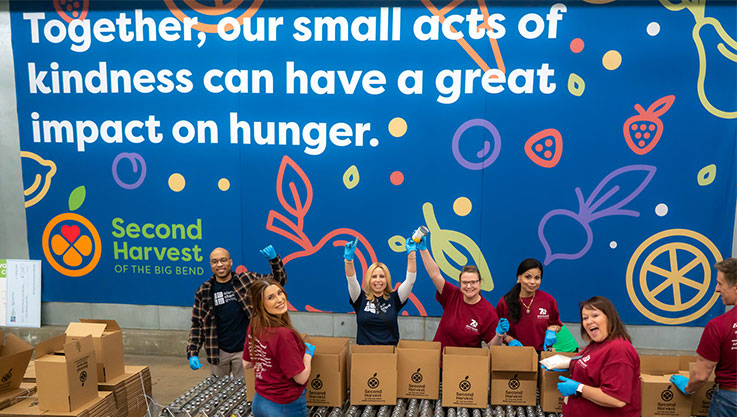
[187,255,286,364]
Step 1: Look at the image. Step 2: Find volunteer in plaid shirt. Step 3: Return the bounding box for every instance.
[187,245,286,377]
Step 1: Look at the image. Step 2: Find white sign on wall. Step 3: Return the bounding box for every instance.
[0,259,41,328]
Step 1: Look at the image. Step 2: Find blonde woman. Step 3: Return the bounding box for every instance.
[344,237,416,345]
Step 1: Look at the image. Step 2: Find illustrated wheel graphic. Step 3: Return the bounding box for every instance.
[411,372,423,384]
[311,379,323,390]
[367,377,380,389]
[661,389,673,401]
[458,380,471,392]
[508,379,520,390]
[627,229,722,324]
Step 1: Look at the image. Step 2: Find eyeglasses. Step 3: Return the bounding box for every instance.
[210,257,230,265]
[460,279,480,287]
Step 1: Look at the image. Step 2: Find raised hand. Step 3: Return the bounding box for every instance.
[344,238,358,261]
[260,245,277,260]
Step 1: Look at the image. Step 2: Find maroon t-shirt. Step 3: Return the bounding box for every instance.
[696,307,737,389]
[562,337,641,417]
[243,326,306,404]
[496,290,562,351]
[433,280,498,350]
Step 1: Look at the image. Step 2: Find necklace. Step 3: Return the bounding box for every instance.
[520,293,535,313]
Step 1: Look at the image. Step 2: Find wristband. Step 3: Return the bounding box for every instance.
[576,384,584,396]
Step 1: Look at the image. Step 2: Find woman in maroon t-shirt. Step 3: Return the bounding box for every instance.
[243,279,314,417]
[558,296,641,417]
[496,258,562,351]
[417,235,505,350]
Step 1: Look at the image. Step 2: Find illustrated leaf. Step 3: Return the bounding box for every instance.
[276,156,312,221]
[583,165,656,219]
[68,186,86,211]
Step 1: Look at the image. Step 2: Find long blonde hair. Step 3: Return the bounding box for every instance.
[363,262,392,302]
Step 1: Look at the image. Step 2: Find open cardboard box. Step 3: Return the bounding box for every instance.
[305,337,349,407]
[539,351,576,412]
[35,334,98,412]
[679,359,715,416]
[640,355,691,417]
[442,346,489,408]
[350,345,397,405]
[65,319,124,382]
[0,331,33,394]
[396,340,440,399]
[490,346,537,406]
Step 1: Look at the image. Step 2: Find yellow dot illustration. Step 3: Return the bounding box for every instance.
[602,50,622,70]
[388,117,407,137]
[218,178,231,191]
[343,165,359,189]
[453,197,472,216]
[169,173,185,192]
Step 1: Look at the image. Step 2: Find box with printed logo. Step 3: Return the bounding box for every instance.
[396,340,440,399]
[679,360,715,416]
[350,345,397,405]
[539,351,576,412]
[305,337,349,407]
[66,319,125,382]
[489,345,537,406]
[35,334,98,412]
[640,355,691,417]
[442,347,489,409]
[0,331,33,395]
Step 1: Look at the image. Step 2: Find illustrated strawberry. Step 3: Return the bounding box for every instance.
[524,128,563,168]
[54,0,88,22]
[623,95,675,155]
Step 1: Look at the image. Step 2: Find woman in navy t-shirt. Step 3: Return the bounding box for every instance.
[343,236,416,345]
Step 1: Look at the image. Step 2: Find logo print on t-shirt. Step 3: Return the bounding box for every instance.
[539,308,547,315]
[661,385,674,401]
[311,374,323,391]
[367,373,380,389]
[411,368,423,384]
[459,376,471,392]
[465,319,479,332]
[508,373,520,390]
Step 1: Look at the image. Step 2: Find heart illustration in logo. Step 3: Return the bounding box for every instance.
[60,225,81,244]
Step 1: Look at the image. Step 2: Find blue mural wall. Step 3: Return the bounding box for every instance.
[10,0,737,326]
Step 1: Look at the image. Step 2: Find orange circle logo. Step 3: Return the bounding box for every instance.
[42,213,102,277]
[164,0,264,33]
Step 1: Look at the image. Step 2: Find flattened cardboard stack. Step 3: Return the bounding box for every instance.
[0,392,115,417]
[640,355,691,417]
[98,366,151,417]
[305,337,349,407]
[538,351,576,412]
[0,384,36,411]
[490,346,537,406]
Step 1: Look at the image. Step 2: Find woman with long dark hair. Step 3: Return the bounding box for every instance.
[558,296,641,417]
[496,258,562,351]
[242,279,314,417]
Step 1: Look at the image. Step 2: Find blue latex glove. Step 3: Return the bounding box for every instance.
[405,237,417,252]
[541,364,567,372]
[305,342,316,357]
[544,329,557,351]
[189,356,202,370]
[670,374,690,395]
[496,318,509,336]
[557,376,581,396]
[508,339,523,347]
[417,235,428,251]
[260,245,277,260]
[344,239,357,261]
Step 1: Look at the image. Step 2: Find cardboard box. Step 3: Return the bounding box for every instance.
[539,351,576,412]
[305,337,349,407]
[442,347,489,409]
[0,391,114,417]
[0,383,36,411]
[396,340,440,400]
[0,332,33,394]
[678,355,698,372]
[490,346,537,406]
[349,345,397,405]
[640,355,691,417]
[679,361,716,416]
[66,320,125,382]
[35,334,98,412]
[244,367,256,402]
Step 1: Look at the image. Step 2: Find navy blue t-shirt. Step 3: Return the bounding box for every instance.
[212,279,249,353]
[351,290,406,345]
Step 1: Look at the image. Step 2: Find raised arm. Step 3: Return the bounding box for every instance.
[398,238,417,303]
[344,239,360,303]
[256,244,287,285]
[418,236,445,294]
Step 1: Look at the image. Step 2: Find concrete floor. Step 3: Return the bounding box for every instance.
[126,354,212,408]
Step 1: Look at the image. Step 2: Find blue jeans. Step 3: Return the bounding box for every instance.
[252,390,307,417]
[709,385,737,417]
